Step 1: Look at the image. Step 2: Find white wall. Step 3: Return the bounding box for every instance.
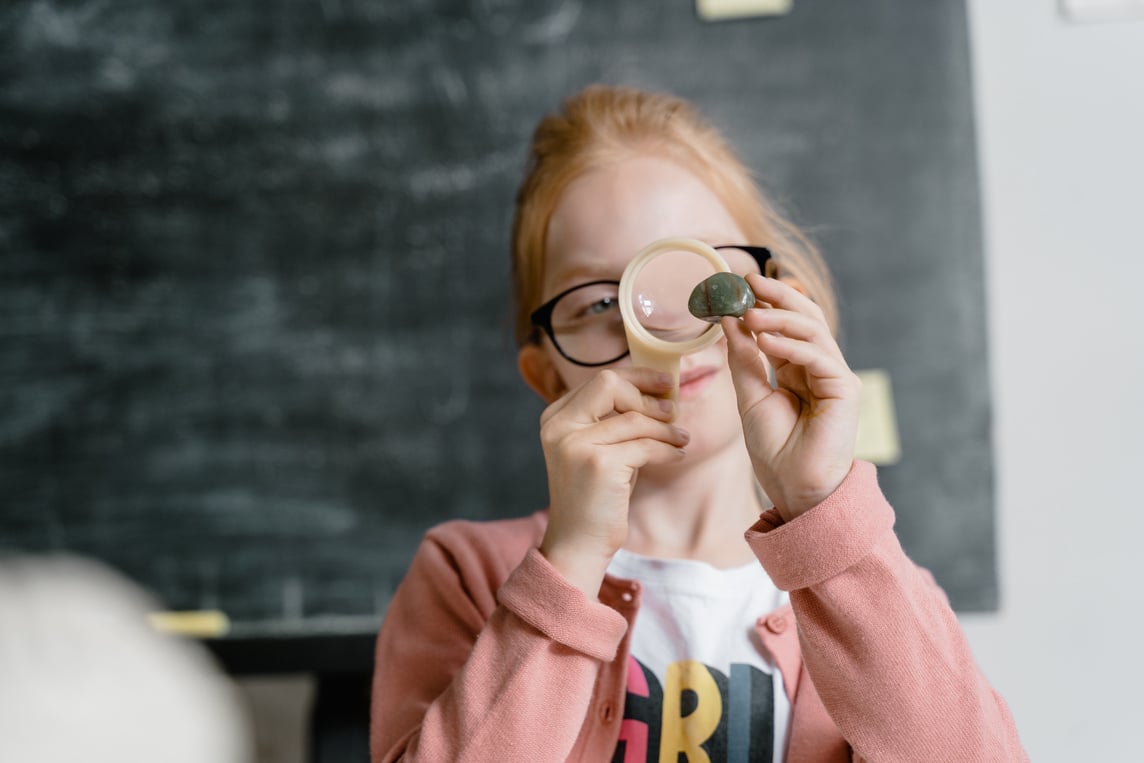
[962,2,1144,759]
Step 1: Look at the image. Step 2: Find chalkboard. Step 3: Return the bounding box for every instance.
[0,0,995,647]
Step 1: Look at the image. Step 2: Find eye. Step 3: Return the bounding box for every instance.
[582,296,618,316]
[553,283,622,327]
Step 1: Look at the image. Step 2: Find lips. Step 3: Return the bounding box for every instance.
[678,365,719,398]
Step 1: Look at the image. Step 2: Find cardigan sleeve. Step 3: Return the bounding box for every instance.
[745,461,1028,763]
[370,531,627,763]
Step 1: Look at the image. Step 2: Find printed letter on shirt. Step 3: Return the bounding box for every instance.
[614,657,775,763]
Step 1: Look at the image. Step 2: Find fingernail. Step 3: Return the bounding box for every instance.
[657,372,673,386]
[676,427,690,442]
[658,398,675,414]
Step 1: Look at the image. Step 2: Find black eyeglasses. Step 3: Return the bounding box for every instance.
[529,245,772,367]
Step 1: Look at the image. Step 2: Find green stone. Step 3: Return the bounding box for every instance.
[688,272,756,322]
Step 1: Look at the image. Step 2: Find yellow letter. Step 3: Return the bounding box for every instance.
[659,661,722,763]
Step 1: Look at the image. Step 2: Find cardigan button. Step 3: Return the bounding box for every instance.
[764,614,788,634]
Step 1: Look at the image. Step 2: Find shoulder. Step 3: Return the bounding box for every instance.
[411,511,549,607]
[423,511,548,561]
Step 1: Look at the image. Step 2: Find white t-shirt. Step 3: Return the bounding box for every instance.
[606,549,791,763]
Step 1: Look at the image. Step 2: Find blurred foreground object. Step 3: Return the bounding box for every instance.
[0,555,252,763]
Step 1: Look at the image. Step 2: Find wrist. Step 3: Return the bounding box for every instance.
[539,535,614,598]
[768,462,854,522]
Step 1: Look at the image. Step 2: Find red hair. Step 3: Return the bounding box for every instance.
[511,84,838,346]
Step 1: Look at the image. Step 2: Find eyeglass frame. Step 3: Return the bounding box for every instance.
[528,244,774,367]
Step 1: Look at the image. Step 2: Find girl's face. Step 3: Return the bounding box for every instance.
[521,153,760,463]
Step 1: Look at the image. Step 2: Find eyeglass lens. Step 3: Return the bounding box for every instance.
[549,282,627,366]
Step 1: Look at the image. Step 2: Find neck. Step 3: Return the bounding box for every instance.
[624,442,766,568]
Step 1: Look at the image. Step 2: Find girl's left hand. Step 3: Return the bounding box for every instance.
[722,273,862,522]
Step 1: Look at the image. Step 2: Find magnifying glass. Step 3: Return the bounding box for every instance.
[618,237,734,401]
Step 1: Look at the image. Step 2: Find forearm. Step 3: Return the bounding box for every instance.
[747,461,1027,762]
[377,611,599,761]
[371,547,627,763]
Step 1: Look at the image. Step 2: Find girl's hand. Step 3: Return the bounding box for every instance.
[723,274,862,522]
[537,368,690,596]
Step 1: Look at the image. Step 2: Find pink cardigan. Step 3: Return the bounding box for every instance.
[370,461,1027,762]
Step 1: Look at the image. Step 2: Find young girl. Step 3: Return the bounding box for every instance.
[370,86,1026,763]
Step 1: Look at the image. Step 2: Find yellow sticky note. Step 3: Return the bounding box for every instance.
[148,610,230,638]
[854,369,902,466]
[697,0,793,21]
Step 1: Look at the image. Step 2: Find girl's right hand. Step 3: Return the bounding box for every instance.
[537,367,690,597]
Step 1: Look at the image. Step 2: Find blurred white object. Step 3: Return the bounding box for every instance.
[0,556,252,763]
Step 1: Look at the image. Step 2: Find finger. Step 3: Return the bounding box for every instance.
[746,273,827,323]
[723,314,790,383]
[542,367,675,426]
[618,366,678,395]
[722,317,777,409]
[609,368,679,421]
[580,438,688,474]
[578,410,691,449]
[742,307,825,343]
[616,438,691,468]
[741,308,844,362]
[754,332,853,387]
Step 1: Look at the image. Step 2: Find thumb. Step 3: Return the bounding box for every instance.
[721,317,774,410]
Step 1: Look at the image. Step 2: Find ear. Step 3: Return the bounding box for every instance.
[518,343,567,404]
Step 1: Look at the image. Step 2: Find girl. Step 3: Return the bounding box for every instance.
[371,86,1026,762]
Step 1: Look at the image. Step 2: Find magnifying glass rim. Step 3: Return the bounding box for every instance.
[618,237,731,356]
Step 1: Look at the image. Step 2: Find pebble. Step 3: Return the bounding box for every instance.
[688,272,756,322]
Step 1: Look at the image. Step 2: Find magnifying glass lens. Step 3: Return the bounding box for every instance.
[630,248,718,343]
